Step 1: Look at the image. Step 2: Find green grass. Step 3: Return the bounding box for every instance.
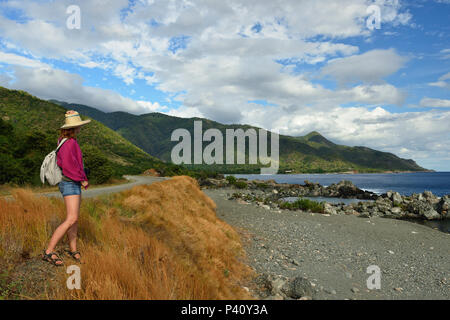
[0,270,22,300]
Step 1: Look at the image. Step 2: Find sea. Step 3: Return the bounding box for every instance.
[233,172,450,233]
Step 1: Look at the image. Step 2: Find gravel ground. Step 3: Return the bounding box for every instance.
[204,188,450,300]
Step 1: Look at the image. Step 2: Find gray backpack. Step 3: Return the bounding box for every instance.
[40,138,68,185]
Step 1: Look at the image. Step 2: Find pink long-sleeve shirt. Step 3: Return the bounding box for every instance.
[57,137,88,182]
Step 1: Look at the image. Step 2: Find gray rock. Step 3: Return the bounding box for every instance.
[437,195,450,217]
[359,211,370,218]
[324,203,337,215]
[392,192,403,204]
[376,199,392,214]
[270,276,288,296]
[423,191,440,205]
[407,200,441,220]
[287,276,314,299]
[423,208,441,220]
[291,259,300,266]
[391,207,402,213]
[324,288,337,295]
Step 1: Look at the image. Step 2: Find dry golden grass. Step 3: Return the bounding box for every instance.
[0,176,253,300]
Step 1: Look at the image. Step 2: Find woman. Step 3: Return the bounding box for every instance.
[42,110,91,266]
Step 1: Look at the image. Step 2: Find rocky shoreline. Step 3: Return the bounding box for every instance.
[204,187,450,300]
[199,177,449,221]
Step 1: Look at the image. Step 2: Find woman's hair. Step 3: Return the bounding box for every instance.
[59,127,77,140]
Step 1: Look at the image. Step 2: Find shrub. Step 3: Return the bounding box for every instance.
[226,175,237,184]
[279,198,324,213]
[234,181,247,189]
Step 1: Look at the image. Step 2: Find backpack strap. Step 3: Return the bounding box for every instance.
[56,138,68,153]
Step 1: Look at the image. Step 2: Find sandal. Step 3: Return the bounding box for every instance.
[42,250,64,266]
[64,249,82,263]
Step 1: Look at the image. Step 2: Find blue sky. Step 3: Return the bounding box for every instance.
[0,0,449,170]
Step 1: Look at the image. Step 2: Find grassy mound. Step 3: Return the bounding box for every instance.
[0,176,253,299]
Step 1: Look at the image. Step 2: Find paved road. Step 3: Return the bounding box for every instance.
[2,175,169,201]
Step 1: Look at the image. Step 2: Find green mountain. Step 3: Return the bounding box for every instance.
[0,87,197,186]
[50,100,428,174]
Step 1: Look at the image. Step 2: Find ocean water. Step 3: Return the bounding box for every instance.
[234,172,450,197]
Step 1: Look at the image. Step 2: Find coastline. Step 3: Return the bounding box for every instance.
[231,171,450,197]
[205,187,450,300]
[238,169,437,175]
[199,176,450,227]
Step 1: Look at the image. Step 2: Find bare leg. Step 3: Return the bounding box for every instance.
[67,196,81,259]
[67,222,78,251]
[46,194,81,264]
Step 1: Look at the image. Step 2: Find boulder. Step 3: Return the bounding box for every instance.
[407,200,441,220]
[376,198,392,214]
[422,191,439,205]
[286,276,314,299]
[391,207,402,214]
[423,208,440,220]
[389,207,404,218]
[334,180,368,198]
[198,178,226,188]
[437,195,450,217]
[392,192,403,204]
[271,277,287,295]
[359,211,370,218]
[324,203,337,215]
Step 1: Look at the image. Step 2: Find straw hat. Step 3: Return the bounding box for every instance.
[60,110,91,129]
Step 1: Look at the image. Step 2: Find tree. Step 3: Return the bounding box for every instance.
[82,144,114,184]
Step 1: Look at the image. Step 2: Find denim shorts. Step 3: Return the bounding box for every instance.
[58,180,81,197]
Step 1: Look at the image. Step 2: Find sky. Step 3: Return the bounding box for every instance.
[0,0,449,170]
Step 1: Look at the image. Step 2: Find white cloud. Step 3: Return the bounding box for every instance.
[439,49,450,60]
[1,65,167,114]
[0,0,412,84]
[0,51,49,68]
[1,0,449,169]
[420,98,450,108]
[322,49,408,85]
[429,72,450,89]
[238,105,450,170]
